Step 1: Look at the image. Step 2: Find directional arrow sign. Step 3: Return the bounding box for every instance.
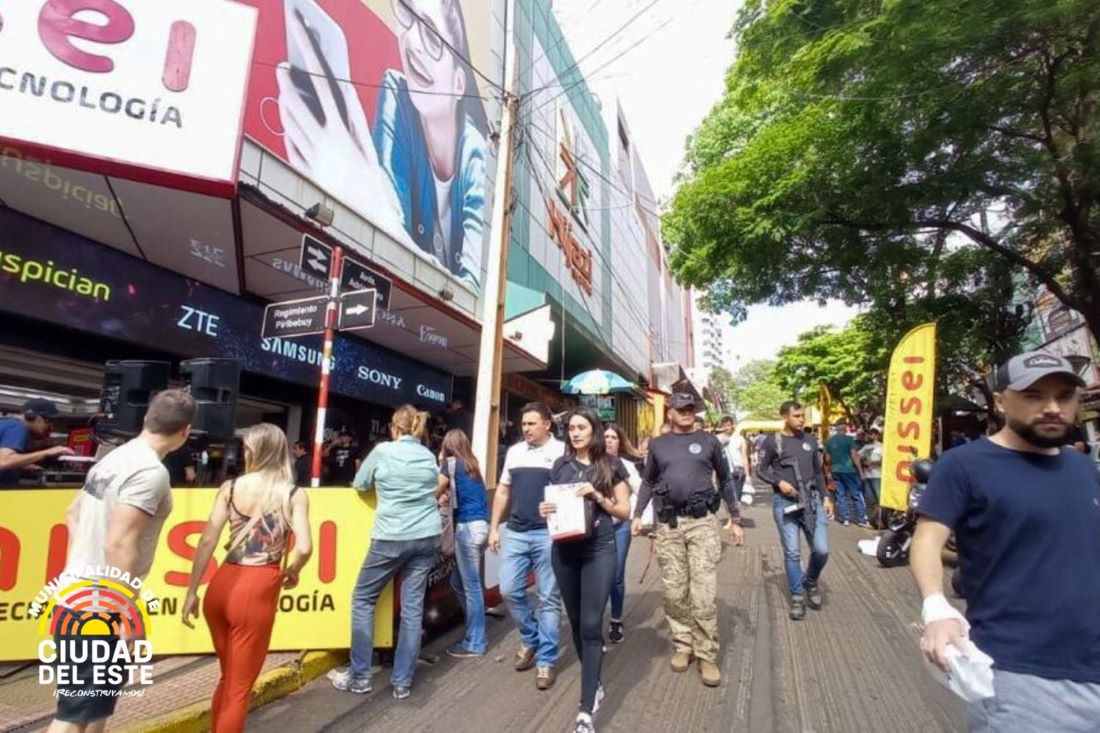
[262,295,329,339]
[299,235,332,281]
[339,289,377,332]
[341,259,392,310]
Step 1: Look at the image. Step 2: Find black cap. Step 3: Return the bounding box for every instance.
[668,393,698,411]
[22,399,60,418]
[994,352,1086,392]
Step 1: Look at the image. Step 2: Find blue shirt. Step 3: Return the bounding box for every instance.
[353,436,442,542]
[919,438,1100,683]
[0,418,30,487]
[446,458,489,524]
[826,433,857,474]
[500,438,565,532]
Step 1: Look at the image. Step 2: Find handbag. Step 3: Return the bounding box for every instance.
[439,457,458,556]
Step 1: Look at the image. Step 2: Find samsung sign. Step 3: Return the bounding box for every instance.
[0,0,257,195]
[0,209,452,408]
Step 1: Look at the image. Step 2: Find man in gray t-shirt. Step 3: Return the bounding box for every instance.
[52,389,195,731]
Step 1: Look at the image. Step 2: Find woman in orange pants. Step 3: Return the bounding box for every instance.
[182,424,312,733]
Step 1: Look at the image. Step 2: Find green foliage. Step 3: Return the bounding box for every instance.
[727,359,791,419]
[667,0,1100,342]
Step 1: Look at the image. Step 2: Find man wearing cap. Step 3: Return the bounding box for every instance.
[632,393,743,688]
[0,399,74,488]
[912,352,1100,731]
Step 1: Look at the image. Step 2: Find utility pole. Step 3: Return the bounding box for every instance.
[310,245,343,488]
[472,0,518,487]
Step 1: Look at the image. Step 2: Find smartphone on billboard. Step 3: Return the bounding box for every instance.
[283,0,353,131]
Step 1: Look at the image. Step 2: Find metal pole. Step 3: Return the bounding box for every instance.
[472,0,518,486]
[311,245,343,487]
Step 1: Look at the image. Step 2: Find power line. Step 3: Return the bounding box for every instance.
[252,59,494,102]
[394,0,505,94]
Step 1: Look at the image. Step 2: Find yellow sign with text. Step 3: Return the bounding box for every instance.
[0,488,393,661]
[881,323,938,510]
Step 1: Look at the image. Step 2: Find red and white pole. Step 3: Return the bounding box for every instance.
[310,245,343,487]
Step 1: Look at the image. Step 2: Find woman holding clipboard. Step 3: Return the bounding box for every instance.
[539,407,631,733]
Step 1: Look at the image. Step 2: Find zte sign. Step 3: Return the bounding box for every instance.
[0,0,257,195]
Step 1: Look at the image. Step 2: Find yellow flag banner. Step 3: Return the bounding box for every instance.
[881,323,938,511]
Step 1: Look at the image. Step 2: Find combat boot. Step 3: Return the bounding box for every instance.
[698,659,721,687]
[670,650,693,673]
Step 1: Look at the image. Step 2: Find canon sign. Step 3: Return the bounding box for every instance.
[0,0,257,196]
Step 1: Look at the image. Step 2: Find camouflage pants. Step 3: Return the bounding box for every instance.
[655,513,721,662]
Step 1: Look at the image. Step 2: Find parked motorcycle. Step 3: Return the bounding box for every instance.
[877,458,935,567]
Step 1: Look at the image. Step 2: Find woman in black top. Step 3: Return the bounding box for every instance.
[539,407,631,733]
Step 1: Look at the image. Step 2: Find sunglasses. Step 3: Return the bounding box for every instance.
[393,0,448,62]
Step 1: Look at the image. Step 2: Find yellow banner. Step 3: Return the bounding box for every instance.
[0,488,394,661]
[881,323,938,510]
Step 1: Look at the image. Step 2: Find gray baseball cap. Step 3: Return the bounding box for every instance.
[994,352,1086,391]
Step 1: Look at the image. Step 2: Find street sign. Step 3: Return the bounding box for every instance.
[299,235,332,281]
[341,258,392,310]
[261,295,329,339]
[339,289,377,332]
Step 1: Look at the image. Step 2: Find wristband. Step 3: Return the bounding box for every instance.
[922,593,969,629]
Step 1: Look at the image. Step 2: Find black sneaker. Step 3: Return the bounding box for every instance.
[804,581,823,610]
[789,595,806,621]
[608,622,624,644]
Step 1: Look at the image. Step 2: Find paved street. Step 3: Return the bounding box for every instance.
[247,497,965,733]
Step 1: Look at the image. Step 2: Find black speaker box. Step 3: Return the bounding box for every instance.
[97,360,171,437]
[180,358,240,441]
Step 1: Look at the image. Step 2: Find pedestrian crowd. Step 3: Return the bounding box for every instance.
[35,350,1100,733]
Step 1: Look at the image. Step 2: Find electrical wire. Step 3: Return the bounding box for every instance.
[394,0,506,94]
[252,59,495,101]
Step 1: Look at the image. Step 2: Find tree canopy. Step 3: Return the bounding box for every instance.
[724,359,791,420]
[666,0,1100,345]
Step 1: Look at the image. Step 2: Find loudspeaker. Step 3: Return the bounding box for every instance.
[180,358,240,442]
[97,360,172,438]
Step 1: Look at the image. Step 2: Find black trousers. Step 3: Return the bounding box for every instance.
[552,530,617,714]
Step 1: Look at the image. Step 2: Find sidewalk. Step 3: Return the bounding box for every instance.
[1,650,345,733]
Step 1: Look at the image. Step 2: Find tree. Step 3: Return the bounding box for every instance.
[773,317,886,425]
[665,0,1100,343]
[709,365,738,412]
[727,359,790,420]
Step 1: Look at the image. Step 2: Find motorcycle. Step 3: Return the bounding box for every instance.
[876,458,935,567]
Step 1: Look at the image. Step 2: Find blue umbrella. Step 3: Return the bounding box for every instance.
[561,369,635,395]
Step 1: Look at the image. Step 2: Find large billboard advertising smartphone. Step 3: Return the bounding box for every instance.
[241,0,496,294]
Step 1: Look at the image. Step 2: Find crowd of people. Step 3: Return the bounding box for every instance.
[35,349,1100,733]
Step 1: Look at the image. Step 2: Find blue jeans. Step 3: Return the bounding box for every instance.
[449,520,489,653]
[498,526,561,667]
[772,493,829,596]
[609,520,632,620]
[833,472,869,523]
[349,535,441,686]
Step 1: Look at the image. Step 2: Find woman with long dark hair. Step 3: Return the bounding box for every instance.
[438,428,490,658]
[540,407,631,733]
[182,424,313,733]
[603,423,643,643]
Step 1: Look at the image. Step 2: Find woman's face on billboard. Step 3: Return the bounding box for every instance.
[394,0,465,120]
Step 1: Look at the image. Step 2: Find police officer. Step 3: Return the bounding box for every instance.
[756,401,829,621]
[632,393,743,688]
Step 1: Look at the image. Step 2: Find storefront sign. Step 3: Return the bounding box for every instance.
[547,199,594,296]
[0,489,393,660]
[881,323,937,511]
[0,208,452,408]
[0,0,257,196]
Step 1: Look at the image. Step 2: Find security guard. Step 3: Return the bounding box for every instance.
[632,393,743,687]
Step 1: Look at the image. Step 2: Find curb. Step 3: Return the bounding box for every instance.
[122,650,348,733]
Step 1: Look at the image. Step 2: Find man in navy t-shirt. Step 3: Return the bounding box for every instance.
[912,352,1100,732]
[0,399,73,487]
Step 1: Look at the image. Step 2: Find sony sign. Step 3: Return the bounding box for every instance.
[0,0,257,196]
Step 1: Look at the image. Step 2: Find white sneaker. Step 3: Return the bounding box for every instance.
[330,669,372,694]
[573,713,595,733]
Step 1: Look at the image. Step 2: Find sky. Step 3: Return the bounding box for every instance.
[552,0,859,361]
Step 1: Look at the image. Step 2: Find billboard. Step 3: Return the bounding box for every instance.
[0,0,257,196]
[241,0,495,293]
[0,208,453,409]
